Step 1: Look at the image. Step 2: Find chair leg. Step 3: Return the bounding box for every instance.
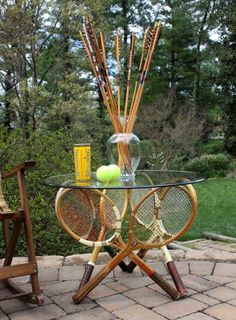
[3,220,22,266]
[18,170,44,305]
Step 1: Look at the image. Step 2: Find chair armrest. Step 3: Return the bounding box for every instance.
[2,161,36,179]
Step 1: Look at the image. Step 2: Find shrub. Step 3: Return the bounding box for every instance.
[197,140,224,155]
[184,153,231,178]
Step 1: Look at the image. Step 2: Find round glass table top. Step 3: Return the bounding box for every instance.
[43,170,205,190]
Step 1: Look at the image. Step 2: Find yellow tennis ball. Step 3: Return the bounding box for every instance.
[96,166,112,182]
[108,164,121,180]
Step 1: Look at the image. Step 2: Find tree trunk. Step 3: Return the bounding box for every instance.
[193,0,212,114]
[4,70,14,131]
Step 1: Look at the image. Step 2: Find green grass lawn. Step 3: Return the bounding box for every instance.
[181,178,236,241]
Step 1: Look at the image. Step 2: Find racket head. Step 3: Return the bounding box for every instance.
[102,189,129,219]
[55,188,121,247]
[130,185,197,249]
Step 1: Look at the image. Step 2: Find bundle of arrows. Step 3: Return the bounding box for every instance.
[80,16,161,135]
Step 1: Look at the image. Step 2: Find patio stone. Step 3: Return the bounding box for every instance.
[191,293,219,306]
[213,262,236,277]
[123,286,170,307]
[58,307,115,320]
[113,304,166,320]
[180,275,218,291]
[96,293,135,311]
[105,281,129,293]
[226,280,236,289]
[58,265,86,281]
[50,292,96,314]
[2,240,236,320]
[205,286,236,301]
[204,303,236,320]
[0,298,34,314]
[9,304,66,320]
[41,280,78,296]
[179,313,217,319]
[36,255,64,267]
[117,275,153,289]
[204,275,236,284]
[38,266,59,282]
[152,297,207,319]
[0,309,8,320]
[87,284,117,300]
[189,261,215,276]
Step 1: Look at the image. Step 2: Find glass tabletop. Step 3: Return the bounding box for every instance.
[43,170,205,189]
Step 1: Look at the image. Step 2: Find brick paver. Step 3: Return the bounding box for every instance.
[38,266,59,282]
[113,304,166,320]
[1,240,236,319]
[9,304,66,320]
[152,298,207,319]
[123,286,170,307]
[205,286,236,301]
[117,275,153,289]
[57,306,114,320]
[180,275,218,291]
[96,293,135,311]
[179,312,217,319]
[189,261,215,276]
[191,293,219,306]
[204,303,236,320]
[213,263,236,277]
[87,284,117,300]
[0,309,8,320]
[50,293,96,314]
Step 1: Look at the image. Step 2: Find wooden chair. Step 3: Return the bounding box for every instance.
[0,161,44,304]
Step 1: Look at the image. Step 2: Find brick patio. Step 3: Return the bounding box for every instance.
[1,239,236,320]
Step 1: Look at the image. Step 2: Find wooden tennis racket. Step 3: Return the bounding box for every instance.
[73,185,196,303]
[127,184,197,296]
[55,188,121,247]
[78,189,129,288]
[55,188,127,289]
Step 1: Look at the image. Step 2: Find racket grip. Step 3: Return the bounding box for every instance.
[167,261,188,297]
[78,264,94,289]
[126,248,147,273]
[150,271,180,300]
[104,246,127,271]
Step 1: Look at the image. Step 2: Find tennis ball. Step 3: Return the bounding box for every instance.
[108,164,121,180]
[96,166,112,182]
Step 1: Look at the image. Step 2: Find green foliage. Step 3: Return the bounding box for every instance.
[184,153,231,178]
[197,140,224,155]
[0,127,103,256]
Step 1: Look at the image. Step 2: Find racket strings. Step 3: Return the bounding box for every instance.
[56,189,119,244]
[132,187,193,245]
[103,189,127,219]
[57,190,95,239]
[160,187,192,235]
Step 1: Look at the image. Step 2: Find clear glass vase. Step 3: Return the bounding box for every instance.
[106,132,141,181]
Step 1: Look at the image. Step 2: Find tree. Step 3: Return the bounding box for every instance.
[217,0,236,155]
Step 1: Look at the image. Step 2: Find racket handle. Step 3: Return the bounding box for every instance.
[150,271,181,300]
[78,264,94,289]
[126,248,147,273]
[104,246,127,271]
[167,261,188,297]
